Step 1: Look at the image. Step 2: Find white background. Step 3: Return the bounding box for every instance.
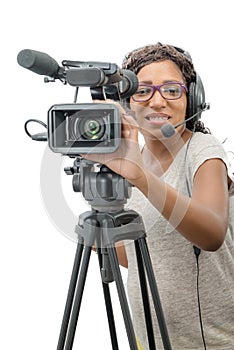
[1,1,234,349]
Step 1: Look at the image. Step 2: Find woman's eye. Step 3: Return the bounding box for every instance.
[136,88,151,95]
[163,86,180,95]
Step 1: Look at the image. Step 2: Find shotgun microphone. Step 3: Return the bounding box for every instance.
[17,49,65,78]
[161,103,210,137]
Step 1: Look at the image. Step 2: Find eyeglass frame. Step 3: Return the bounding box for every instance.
[132,82,188,102]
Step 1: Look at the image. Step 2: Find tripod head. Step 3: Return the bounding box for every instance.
[64,156,132,212]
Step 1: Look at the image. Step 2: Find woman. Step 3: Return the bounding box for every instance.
[85,43,234,349]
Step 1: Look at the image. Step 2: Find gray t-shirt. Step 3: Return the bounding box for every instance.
[125,132,234,350]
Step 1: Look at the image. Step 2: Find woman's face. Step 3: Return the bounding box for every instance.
[130,60,187,138]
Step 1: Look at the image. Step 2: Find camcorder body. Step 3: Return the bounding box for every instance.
[17,49,138,155]
[48,102,121,155]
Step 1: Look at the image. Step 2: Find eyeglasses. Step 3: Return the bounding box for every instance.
[132,82,188,102]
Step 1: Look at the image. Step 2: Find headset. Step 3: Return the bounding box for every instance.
[173,46,207,128]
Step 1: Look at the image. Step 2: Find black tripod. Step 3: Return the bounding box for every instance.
[56,157,172,350]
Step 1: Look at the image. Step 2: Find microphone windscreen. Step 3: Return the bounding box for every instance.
[161,123,175,137]
[17,49,60,77]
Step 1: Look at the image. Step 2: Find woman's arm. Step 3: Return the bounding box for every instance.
[132,158,229,251]
[115,241,128,268]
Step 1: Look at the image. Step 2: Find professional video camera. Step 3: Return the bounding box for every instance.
[17,49,138,155]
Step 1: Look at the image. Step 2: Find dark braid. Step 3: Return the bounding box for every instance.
[122,43,211,134]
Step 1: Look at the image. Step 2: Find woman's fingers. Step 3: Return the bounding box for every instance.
[121,113,139,140]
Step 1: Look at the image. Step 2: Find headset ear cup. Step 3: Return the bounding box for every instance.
[195,74,206,118]
[187,81,196,118]
[186,73,206,129]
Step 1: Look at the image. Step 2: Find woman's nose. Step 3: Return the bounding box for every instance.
[148,90,167,109]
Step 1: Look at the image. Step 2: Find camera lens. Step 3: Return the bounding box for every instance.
[83,119,105,140]
[65,109,108,143]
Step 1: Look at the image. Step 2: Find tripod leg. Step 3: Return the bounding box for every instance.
[134,240,156,350]
[97,248,119,350]
[63,245,92,350]
[57,241,84,350]
[138,237,172,350]
[107,244,138,350]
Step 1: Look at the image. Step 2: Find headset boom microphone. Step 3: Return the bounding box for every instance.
[161,102,210,138]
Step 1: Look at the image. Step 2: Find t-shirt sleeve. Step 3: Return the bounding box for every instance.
[186,133,234,195]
